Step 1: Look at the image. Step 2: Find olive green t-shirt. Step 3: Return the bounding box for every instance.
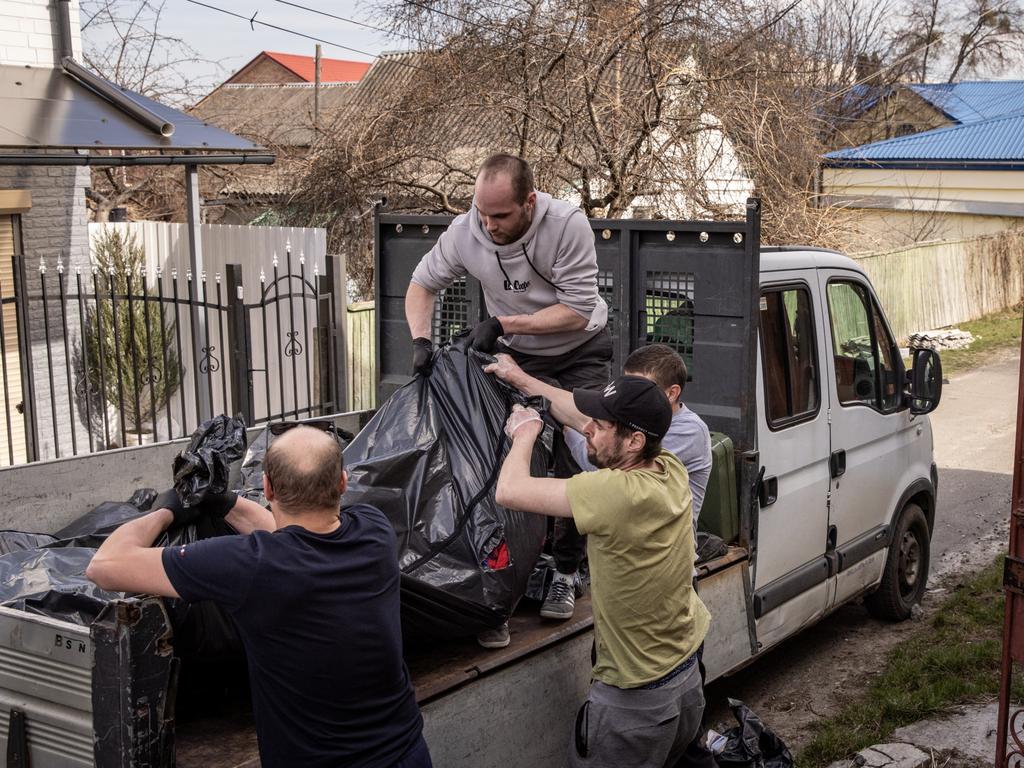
[566,450,711,688]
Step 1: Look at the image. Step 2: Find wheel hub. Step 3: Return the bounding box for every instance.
[898,531,921,594]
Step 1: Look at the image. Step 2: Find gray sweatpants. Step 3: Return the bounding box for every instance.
[568,662,705,768]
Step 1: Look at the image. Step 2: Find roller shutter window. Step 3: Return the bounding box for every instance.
[0,214,26,465]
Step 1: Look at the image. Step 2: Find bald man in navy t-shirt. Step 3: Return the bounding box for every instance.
[87,425,430,768]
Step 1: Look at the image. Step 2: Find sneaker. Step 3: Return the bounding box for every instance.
[477,621,510,649]
[541,572,577,620]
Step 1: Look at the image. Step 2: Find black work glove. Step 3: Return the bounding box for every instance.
[412,337,434,376]
[200,491,238,520]
[152,487,201,528]
[468,316,505,353]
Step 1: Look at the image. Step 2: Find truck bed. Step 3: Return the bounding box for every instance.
[173,596,596,766]
[174,546,750,767]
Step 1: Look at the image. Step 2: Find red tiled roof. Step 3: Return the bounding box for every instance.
[262,51,371,83]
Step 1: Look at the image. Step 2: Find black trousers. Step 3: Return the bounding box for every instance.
[498,328,613,574]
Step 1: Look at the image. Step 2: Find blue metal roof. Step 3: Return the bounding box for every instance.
[909,81,1024,124]
[824,111,1024,167]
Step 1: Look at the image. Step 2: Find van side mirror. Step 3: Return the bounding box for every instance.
[905,348,942,415]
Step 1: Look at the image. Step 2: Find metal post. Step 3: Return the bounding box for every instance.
[314,44,322,129]
[995,312,1024,766]
[184,164,213,422]
[225,264,253,424]
[11,255,37,461]
[325,255,345,414]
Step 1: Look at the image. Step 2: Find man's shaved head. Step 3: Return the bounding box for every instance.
[264,426,344,511]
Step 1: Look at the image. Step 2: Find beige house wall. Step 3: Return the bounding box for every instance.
[822,165,1024,249]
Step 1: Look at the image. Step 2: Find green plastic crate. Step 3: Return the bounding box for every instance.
[697,432,738,543]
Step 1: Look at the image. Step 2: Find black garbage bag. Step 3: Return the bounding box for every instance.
[0,530,58,555]
[0,547,121,624]
[715,698,794,768]
[0,489,242,662]
[50,497,155,549]
[344,338,552,641]
[239,338,553,642]
[173,414,247,507]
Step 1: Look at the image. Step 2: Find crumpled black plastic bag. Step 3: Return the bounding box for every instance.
[0,547,122,624]
[343,337,552,641]
[715,698,794,768]
[0,490,242,661]
[0,530,58,555]
[173,414,247,507]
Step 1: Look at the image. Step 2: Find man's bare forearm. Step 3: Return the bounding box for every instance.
[495,431,573,518]
[497,303,587,336]
[498,369,588,432]
[226,496,276,534]
[405,282,437,339]
[96,508,173,558]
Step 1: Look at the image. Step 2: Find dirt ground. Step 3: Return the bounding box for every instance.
[703,348,1019,752]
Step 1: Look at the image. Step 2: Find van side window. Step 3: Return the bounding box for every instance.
[760,286,819,427]
[827,280,900,412]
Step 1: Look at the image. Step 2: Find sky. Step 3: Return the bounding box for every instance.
[101,0,406,93]
[85,0,1024,100]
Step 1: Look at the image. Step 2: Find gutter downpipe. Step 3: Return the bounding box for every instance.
[61,57,176,138]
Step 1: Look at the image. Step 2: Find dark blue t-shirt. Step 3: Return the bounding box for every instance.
[161,504,423,768]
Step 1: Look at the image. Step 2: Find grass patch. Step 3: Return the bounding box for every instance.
[932,305,1022,377]
[797,557,1021,767]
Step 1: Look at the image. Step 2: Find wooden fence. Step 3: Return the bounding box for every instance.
[853,230,1024,341]
[346,301,376,411]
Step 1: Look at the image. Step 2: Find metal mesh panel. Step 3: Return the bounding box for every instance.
[432,277,470,343]
[598,269,615,333]
[645,270,695,373]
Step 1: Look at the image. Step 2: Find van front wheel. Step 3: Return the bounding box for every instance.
[865,503,930,621]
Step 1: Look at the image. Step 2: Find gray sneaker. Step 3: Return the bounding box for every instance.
[477,621,510,649]
[541,573,577,620]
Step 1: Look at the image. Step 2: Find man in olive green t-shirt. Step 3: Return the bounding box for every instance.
[492,369,710,768]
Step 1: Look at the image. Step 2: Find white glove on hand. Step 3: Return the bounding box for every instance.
[504,404,543,440]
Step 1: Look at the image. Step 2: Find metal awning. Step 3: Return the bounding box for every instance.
[0,63,274,165]
[0,57,275,423]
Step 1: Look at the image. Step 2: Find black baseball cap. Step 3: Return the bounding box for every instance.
[572,375,672,441]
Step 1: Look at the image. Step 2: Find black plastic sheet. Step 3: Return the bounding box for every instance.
[173,414,247,507]
[0,492,241,660]
[344,338,552,640]
[0,547,122,624]
[714,699,794,768]
[0,531,57,555]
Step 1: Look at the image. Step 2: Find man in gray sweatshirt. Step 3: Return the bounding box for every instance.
[405,154,612,645]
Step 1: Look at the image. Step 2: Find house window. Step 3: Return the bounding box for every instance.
[760,285,819,428]
[826,280,901,412]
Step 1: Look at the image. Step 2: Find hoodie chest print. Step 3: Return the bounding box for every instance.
[494,244,547,295]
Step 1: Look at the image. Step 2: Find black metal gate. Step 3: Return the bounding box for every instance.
[226,251,344,427]
[0,250,345,465]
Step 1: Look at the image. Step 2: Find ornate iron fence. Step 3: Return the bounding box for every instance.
[0,248,344,466]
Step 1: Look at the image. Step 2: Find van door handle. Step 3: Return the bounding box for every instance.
[830,449,846,479]
[759,475,778,507]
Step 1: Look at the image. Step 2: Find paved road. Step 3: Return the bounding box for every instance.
[930,351,1017,578]
[705,348,1020,750]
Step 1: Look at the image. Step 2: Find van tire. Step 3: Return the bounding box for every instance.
[865,503,930,621]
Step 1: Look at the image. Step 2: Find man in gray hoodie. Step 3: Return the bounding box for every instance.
[405,154,612,645]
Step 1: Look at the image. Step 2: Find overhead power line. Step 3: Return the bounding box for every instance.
[183,0,431,71]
